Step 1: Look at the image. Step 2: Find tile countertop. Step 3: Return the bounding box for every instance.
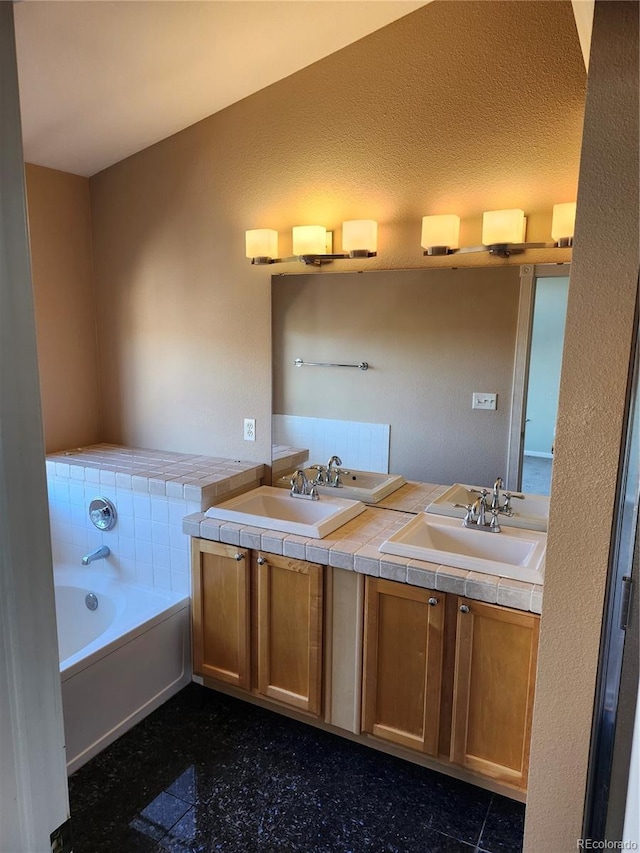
[46,443,264,511]
[183,485,543,615]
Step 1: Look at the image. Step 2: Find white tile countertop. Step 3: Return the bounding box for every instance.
[183,499,543,614]
[47,443,264,511]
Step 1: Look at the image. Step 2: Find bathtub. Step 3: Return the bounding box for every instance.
[54,565,191,774]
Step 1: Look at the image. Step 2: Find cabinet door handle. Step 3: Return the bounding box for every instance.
[428,597,439,606]
[234,552,245,561]
[257,556,267,565]
[459,604,470,614]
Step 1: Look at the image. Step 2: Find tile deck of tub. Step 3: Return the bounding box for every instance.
[47,443,265,510]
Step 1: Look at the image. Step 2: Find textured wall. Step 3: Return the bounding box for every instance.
[88,0,584,463]
[525,2,639,850]
[273,267,520,485]
[26,164,101,452]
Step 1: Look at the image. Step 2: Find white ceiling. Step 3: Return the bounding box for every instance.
[13,1,429,177]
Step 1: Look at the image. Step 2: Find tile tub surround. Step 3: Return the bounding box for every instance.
[184,502,543,614]
[47,444,264,597]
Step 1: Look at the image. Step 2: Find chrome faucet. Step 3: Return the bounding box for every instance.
[455,491,501,533]
[81,545,111,565]
[491,477,503,510]
[290,469,318,500]
[326,455,350,487]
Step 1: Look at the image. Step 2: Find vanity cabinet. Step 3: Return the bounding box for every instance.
[254,552,323,716]
[191,540,324,717]
[361,578,539,793]
[450,597,539,790]
[191,540,251,688]
[191,537,539,798]
[362,578,444,754]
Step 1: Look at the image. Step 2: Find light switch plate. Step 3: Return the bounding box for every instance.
[472,392,497,411]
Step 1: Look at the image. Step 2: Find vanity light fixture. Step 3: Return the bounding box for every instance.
[245,229,279,265]
[245,220,378,266]
[421,214,461,255]
[420,205,577,259]
[551,202,577,247]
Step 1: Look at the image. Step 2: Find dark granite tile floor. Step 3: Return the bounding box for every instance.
[68,684,525,853]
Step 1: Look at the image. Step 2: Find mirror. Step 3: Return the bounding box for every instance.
[272,265,568,489]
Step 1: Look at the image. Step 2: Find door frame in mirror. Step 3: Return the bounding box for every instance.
[506,263,571,491]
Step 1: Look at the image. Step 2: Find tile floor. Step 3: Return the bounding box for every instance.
[68,685,525,853]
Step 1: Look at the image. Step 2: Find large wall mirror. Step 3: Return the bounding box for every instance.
[272,264,570,492]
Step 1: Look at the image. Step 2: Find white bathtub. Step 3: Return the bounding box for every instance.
[54,565,191,774]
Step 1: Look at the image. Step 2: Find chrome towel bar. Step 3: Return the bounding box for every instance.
[294,358,369,371]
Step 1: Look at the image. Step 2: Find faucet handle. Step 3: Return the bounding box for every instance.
[333,468,350,487]
[309,464,326,483]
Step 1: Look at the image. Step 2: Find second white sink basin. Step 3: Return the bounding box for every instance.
[276,467,406,504]
[205,486,365,539]
[426,483,550,531]
[379,513,546,584]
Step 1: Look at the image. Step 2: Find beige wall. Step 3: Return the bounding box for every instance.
[88,0,584,465]
[26,164,101,452]
[273,267,520,484]
[525,2,639,850]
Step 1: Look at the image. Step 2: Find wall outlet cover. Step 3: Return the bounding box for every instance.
[244,418,256,441]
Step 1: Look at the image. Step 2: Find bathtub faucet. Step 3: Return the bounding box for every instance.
[81,545,111,566]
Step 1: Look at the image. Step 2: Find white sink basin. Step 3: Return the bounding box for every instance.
[276,467,406,504]
[205,486,365,539]
[379,513,546,584]
[426,483,550,532]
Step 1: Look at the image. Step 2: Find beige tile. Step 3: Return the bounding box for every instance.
[200,518,222,542]
[354,546,381,577]
[260,531,286,555]
[465,571,500,604]
[380,555,409,583]
[239,526,263,550]
[219,522,242,546]
[435,565,470,595]
[531,585,544,614]
[497,578,534,611]
[407,561,438,590]
[283,535,308,560]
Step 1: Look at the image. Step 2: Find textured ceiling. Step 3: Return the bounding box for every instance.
[13,1,428,177]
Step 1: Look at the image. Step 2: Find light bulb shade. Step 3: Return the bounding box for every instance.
[245,228,278,260]
[342,219,378,253]
[482,209,526,245]
[551,202,577,242]
[421,214,460,251]
[292,225,327,255]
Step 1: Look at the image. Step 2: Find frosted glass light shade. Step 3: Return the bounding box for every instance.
[293,225,327,255]
[551,202,577,242]
[421,215,460,250]
[482,209,526,245]
[342,219,378,253]
[245,229,278,260]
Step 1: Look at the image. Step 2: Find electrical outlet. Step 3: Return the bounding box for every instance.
[472,392,497,411]
[243,418,256,441]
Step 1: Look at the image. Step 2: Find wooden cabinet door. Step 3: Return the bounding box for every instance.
[451,597,539,790]
[362,578,444,755]
[191,539,250,689]
[255,553,323,716]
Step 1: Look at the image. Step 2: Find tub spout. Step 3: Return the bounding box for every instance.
[81,545,110,566]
